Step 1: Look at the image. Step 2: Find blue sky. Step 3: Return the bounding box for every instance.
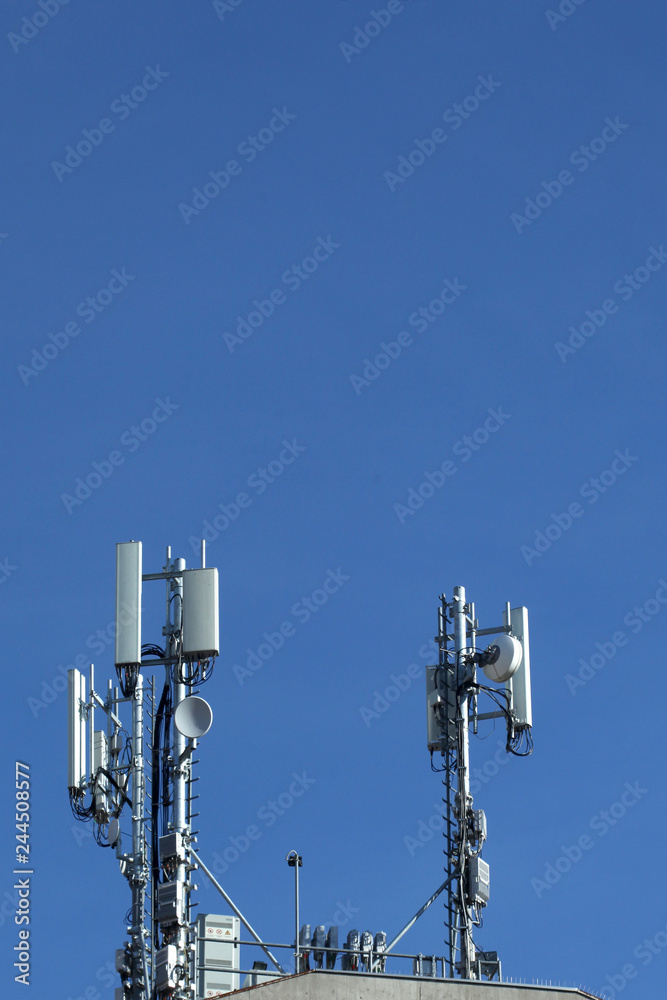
[2,1,666,998]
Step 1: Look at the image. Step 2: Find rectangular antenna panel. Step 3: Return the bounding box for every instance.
[159,832,186,864]
[155,945,179,989]
[115,541,142,666]
[426,667,443,752]
[425,665,456,752]
[469,856,490,905]
[505,606,532,729]
[156,881,185,924]
[67,668,87,789]
[197,913,239,997]
[182,568,219,658]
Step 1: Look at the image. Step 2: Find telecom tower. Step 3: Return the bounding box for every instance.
[68,542,219,1000]
[426,587,532,981]
[68,550,535,995]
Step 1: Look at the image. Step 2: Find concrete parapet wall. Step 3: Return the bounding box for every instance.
[223,969,598,1000]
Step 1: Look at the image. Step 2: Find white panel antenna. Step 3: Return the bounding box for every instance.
[115,541,142,666]
[67,668,87,789]
[182,568,219,658]
[505,606,532,728]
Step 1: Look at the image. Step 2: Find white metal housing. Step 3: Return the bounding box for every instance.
[67,668,87,789]
[182,568,219,658]
[155,945,179,989]
[115,542,142,666]
[156,880,185,925]
[505,606,532,728]
[196,913,239,997]
[469,856,490,906]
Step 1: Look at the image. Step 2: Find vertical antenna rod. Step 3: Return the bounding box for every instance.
[167,556,190,997]
[452,586,475,979]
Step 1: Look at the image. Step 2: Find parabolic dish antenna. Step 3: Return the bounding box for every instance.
[482,633,522,683]
[174,695,213,739]
[107,817,120,846]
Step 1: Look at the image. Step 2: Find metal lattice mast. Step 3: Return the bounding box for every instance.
[437,598,458,978]
[428,585,532,982]
[129,670,150,996]
[67,540,219,1000]
[166,555,191,998]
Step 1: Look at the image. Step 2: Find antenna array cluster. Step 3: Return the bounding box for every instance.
[68,542,219,1000]
[425,587,533,980]
[67,543,534,996]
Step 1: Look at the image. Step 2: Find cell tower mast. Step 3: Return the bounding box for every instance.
[427,586,532,981]
[68,542,219,1000]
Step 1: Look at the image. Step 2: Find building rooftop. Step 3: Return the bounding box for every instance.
[214,969,602,1000]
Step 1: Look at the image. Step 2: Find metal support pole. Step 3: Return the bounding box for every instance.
[286,851,302,973]
[295,860,299,972]
[452,585,474,979]
[194,853,286,974]
[371,875,454,971]
[169,556,189,997]
[89,662,94,783]
[130,669,149,999]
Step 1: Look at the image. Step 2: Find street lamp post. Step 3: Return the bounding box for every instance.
[286,851,303,973]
